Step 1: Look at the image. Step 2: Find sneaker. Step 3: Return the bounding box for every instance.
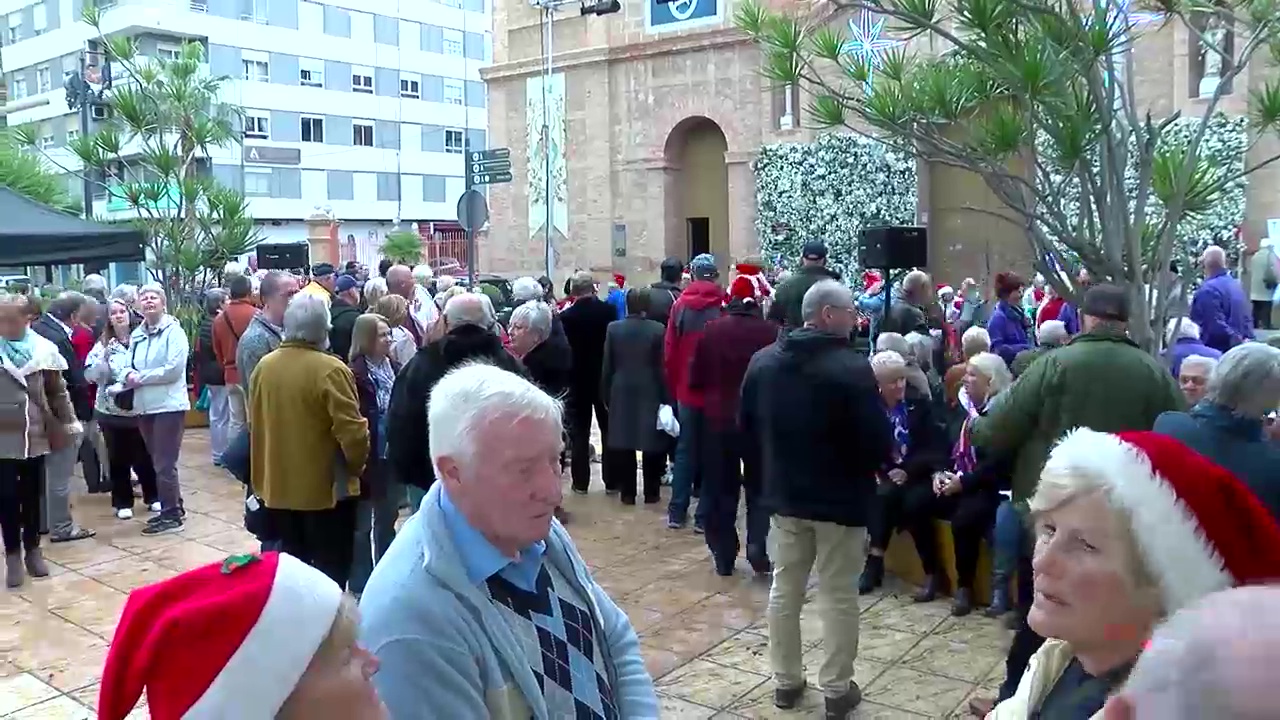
[141,516,184,536]
[773,680,807,709]
[666,517,686,530]
[149,502,162,513]
[693,517,704,535]
[115,508,133,520]
[824,682,863,719]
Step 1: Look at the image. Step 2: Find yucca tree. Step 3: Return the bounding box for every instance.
[0,130,80,213]
[15,5,258,297]
[379,229,424,265]
[738,0,1280,349]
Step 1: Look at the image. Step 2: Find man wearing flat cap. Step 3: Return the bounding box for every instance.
[300,263,337,307]
[965,282,1183,714]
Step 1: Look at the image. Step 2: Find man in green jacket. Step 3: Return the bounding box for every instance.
[973,284,1184,503]
[769,241,841,329]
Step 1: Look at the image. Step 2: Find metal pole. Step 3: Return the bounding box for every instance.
[542,4,554,280]
[465,137,476,287]
[78,52,93,219]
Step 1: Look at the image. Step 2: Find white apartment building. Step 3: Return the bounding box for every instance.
[1,0,490,277]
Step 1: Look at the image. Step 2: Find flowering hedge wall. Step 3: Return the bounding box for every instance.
[754,134,918,280]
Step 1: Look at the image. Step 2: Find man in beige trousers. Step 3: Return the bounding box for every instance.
[739,280,897,719]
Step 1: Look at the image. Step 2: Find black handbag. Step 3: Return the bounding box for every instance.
[114,338,139,411]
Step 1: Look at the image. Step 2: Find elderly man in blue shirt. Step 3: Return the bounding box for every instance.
[359,363,657,720]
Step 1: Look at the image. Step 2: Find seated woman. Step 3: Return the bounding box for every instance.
[988,429,1280,718]
[859,350,949,600]
[932,351,1013,617]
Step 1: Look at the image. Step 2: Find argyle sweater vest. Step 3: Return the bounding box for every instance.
[485,561,619,720]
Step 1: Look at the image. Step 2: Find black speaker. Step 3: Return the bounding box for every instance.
[858,226,928,270]
[256,243,310,270]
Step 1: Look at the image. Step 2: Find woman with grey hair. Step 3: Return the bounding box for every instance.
[124,283,191,536]
[1154,342,1280,518]
[362,277,388,311]
[1163,316,1222,376]
[111,284,140,319]
[876,331,933,400]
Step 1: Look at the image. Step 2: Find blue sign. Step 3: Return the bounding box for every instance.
[646,0,721,33]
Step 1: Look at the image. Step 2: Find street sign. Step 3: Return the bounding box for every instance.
[470,159,511,173]
[470,171,513,186]
[456,189,489,232]
[469,148,510,163]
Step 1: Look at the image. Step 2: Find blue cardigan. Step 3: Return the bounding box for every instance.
[986,301,1032,366]
[359,483,658,719]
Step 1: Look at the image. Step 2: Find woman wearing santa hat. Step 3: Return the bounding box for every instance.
[985,430,1280,719]
[98,551,386,720]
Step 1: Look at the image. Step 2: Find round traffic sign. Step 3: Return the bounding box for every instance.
[456,189,489,232]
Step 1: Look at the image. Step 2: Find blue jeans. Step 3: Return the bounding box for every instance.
[348,488,402,595]
[990,499,1023,581]
[667,403,706,525]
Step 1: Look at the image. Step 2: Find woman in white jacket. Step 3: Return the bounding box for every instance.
[85,297,160,521]
[124,284,190,537]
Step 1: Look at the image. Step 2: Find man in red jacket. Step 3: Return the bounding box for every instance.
[663,253,724,530]
[688,275,777,573]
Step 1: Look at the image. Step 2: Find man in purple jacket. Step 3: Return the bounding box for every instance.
[1189,245,1254,352]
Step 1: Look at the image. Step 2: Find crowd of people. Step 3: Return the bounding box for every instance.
[7,239,1280,719]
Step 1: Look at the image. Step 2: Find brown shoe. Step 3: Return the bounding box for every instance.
[968,696,996,717]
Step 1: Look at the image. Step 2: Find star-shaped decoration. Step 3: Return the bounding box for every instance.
[843,10,905,95]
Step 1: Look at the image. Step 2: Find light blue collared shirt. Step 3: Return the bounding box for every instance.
[438,486,546,593]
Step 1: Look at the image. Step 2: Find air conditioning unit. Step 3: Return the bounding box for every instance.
[90,104,109,120]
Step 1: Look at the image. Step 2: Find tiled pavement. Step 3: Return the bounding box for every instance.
[1,430,1011,718]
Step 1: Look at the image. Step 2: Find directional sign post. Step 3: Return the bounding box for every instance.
[468,147,513,187]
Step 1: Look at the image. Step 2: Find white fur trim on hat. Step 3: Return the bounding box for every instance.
[1043,428,1233,614]
[183,553,344,719]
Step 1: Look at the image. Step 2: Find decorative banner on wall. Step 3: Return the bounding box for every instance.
[646,0,722,34]
[526,72,568,277]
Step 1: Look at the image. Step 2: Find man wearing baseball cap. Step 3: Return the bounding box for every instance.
[329,274,362,360]
[300,262,337,307]
[769,241,841,329]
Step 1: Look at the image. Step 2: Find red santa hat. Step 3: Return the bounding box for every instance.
[612,273,625,289]
[862,270,882,288]
[98,552,345,720]
[1045,430,1280,615]
[728,274,768,304]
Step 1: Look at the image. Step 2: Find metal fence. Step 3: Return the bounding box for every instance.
[337,227,471,275]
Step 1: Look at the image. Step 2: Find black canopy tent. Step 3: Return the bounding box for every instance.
[0,187,145,266]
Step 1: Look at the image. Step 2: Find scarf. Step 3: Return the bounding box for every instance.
[0,330,35,369]
[953,397,983,476]
[368,357,395,413]
[888,402,910,463]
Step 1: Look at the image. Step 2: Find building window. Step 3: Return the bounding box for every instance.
[443,79,464,106]
[10,78,27,100]
[444,128,464,154]
[301,116,324,143]
[244,114,269,139]
[32,3,47,34]
[352,71,373,94]
[400,78,420,99]
[243,59,269,83]
[38,134,55,150]
[245,170,272,197]
[353,121,373,147]
[36,66,51,94]
[157,44,182,62]
[241,0,268,23]
[299,58,324,88]
[442,29,464,57]
[7,13,20,44]
[66,128,79,143]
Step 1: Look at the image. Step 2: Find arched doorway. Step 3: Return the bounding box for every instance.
[664,117,729,265]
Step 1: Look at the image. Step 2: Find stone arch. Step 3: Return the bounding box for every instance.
[661,116,730,266]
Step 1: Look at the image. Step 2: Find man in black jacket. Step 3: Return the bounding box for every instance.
[648,257,685,327]
[559,272,618,495]
[740,279,894,717]
[385,293,525,498]
[328,274,362,361]
[32,292,99,542]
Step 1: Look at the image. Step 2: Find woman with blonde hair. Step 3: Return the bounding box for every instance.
[372,294,416,367]
[986,431,1280,718]
[98,551,387,719]
[0,293,80,587]
[927,351,1014,616]
[347,313,400,597]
